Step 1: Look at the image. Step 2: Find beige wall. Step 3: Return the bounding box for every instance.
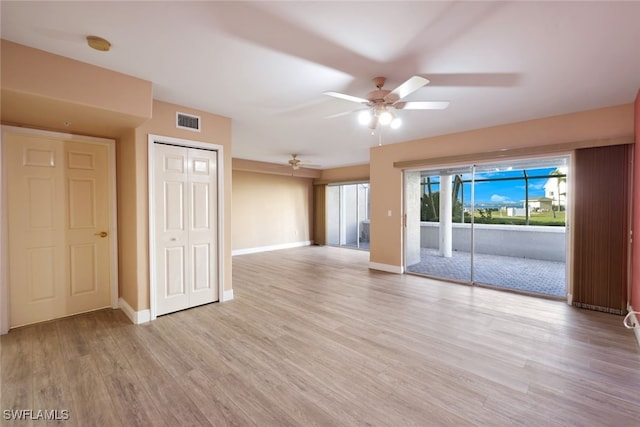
[0,40,152,137]
[232,170,313,251]
[369,104,635,269]
[317,163,370,184]
[1,41,232,313]
[127,100,232,310]
[115,129,139,307]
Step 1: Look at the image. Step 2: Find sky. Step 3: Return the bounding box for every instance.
[424,167,558,206]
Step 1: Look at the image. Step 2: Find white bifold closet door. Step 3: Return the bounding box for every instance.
[154,143,218,316]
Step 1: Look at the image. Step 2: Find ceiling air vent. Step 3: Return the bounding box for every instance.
[176,112,201,132]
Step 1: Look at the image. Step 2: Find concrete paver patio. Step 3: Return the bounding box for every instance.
[407,248,566,297]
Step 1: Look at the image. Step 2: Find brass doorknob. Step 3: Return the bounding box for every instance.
[95,231,108,238]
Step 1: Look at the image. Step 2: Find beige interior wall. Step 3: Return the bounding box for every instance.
[232,170,313,251]
[115,129,139,308]
[130,100,232,310]
[313,185,327,245]
[1,40,151,118]
[0,40,152,137]
[317,163,370,184]
[369,104,635,269]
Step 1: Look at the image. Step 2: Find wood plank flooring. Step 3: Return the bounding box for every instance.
[2,245,639,426]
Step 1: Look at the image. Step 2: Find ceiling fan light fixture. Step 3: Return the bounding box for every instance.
[358,110,372,126]
[378,109,394,126]
[390,117,402,129]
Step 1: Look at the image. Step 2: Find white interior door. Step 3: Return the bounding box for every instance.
[154,143,218,316]
[5,132,112,328]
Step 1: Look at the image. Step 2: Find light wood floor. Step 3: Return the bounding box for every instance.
[2,245,639,426]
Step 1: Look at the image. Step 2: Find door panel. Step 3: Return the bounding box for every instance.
[188,149,217,307]
[165,247,186,297]
[64,141,111,315]
[69,244,98,295]
[192,244,210,290]
[6,133,111,327]
[68,178,96,228]
[154,143,218,315]
[155,145,189,314]
[27,247,56,301]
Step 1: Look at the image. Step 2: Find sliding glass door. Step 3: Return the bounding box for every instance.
[327,183,370,250]
[405,157,568,298]
[405,167,473,282]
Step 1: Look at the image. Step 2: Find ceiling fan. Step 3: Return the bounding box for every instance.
[324,76,449,130]
[288,154,310,170]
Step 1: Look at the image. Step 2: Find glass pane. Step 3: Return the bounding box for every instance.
[358,183,370,249]
[326,185,340,245]
[406,168,473,282]
[326,183,370,251]
[342,184,358,248]
[471,158,567,297]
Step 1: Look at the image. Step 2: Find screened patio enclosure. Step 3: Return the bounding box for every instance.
[405,157,568,298]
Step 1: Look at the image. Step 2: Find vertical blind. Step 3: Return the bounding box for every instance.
[572,144,632,314]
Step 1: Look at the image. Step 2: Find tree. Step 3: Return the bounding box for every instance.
[421,175,467,222]
[550,169,566,218]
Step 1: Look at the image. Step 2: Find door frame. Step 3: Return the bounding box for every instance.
[147,134,225,321]
[0,125,119,334]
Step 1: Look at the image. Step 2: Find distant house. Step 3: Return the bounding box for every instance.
[523,197,553,212]
[506,197,553,216]
[544,166,568,208]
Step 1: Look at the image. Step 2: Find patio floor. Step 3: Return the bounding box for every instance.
[407,248,566,298]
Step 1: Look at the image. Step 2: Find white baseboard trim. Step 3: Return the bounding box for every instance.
[222,289,234,302]
[232,240,313,256]
[118,297,150,325]
[369,262,404,274]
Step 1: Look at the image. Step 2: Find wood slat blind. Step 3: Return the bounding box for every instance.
[572,144,632,314]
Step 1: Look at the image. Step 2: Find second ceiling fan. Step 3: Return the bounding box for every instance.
[324,75,449,130]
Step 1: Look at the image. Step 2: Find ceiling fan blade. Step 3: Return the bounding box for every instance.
[385,76,430,102]
[324,108,368,119]
[323,91,369,104]
[394,101,449,110]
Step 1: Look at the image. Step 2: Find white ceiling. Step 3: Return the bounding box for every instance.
[2,1,640,169]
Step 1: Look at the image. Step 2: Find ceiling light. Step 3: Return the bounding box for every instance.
[390,117,402,129]
[87,35,111,52]
[378,110,393,126]
[358,110,372,126]
[378,109,393,126]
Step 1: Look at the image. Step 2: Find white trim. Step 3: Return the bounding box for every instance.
[118,297,150,324]
[232,240,313,256]
[148,134,225,321]
[0,128,6,334]
[369,262,404,274]
[107,138,119,309]
[222,289,234,302]
[0,126,118,334]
